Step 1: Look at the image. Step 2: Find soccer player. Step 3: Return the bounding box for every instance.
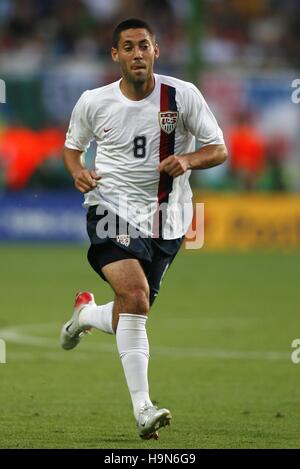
[61,18,227,440]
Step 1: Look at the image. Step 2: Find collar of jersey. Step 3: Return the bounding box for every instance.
[114,74,159,105]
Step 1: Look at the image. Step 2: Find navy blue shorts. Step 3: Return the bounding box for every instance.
[86,205,184,306]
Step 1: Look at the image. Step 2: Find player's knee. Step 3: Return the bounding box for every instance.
[118,287,150,314]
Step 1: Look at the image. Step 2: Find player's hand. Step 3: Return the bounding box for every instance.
[73,169,101,193]
[157,155,190,177]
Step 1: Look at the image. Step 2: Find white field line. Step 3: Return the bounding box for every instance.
[0,323,289,362]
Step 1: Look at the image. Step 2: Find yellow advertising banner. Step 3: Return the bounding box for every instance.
[190,193,300,250]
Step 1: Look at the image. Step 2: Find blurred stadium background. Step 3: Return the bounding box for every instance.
[1,0,300,449]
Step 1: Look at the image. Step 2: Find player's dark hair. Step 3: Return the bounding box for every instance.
[112,18,155,48]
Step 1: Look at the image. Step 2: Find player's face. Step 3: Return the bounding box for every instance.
[111,28,159,84]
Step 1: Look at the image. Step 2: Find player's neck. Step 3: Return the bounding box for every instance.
[120,75,155,101]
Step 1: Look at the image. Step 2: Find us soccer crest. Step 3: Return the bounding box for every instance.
[116,234,130,247]
[159,111,179,134]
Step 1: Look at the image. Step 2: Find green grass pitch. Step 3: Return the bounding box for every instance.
[0,244,299,449]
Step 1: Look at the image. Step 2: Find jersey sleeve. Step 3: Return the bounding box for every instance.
[65,91,94,151]
[183,84,224,148]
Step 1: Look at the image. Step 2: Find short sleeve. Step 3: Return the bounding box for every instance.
[65,91,94,151]
[183,84,224,148]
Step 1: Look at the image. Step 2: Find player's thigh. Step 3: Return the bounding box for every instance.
[102,258,149,298]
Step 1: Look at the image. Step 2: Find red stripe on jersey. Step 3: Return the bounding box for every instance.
[153,84,177,237]
[158,84,176,204]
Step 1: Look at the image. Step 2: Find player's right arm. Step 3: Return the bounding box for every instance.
[63,147,100,193]
[64,90,100,193]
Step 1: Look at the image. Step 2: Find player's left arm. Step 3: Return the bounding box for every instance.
[157,143,227,177]
[158,84,228,178]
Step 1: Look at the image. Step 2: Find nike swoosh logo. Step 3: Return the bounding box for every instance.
[104,128,112,133]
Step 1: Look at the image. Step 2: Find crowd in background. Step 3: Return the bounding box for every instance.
[0,0,299,192]
[0,0,300,67]
[204,0,300,68]
[0,0,185,72]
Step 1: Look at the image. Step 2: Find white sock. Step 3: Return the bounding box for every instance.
[116,313,152,420]
[79,301,114,334]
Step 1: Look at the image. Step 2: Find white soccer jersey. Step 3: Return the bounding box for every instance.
[65,73,224,239]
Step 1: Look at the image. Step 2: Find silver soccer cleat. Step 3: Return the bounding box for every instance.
[137,404,172,439]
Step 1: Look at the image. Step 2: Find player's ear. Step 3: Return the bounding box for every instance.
[111,47,119,63]
[154,43,160,60]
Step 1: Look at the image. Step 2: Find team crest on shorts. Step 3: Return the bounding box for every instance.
[116,234,131,247]
[158,111,179,134]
